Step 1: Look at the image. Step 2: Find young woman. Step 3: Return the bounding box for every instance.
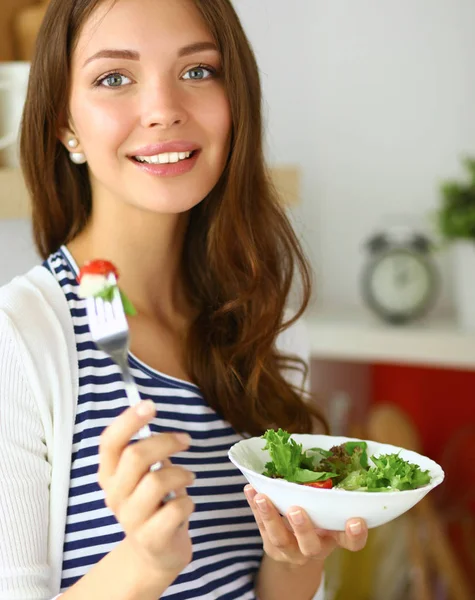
[0,0,368,598]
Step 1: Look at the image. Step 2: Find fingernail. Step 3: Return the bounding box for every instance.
[175,432,192,445]
[255,498,268,513]
[244,484,256,501]
[136,400,155,417]
[289,510,305,526]
[349,521,362,536]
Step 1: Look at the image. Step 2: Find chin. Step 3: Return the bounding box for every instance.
[129,178,220,214]
[131,192,205,215]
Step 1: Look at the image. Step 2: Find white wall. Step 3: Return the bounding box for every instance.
[0,220,38,284]
[2,0,475,310]
[233,0,475,314]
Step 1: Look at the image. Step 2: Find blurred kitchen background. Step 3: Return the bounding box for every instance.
[1,0,474,598]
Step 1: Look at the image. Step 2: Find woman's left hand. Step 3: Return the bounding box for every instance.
[244,485,368,566]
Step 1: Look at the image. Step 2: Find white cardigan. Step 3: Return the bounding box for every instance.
[0,266,78,600]
[0,265,321,600]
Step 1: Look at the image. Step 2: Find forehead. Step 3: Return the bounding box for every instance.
[74,0,213,62]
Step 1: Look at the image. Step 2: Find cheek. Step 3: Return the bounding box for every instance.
[195,91,231,151]
[70,94,132,150]
[216,97,232,147]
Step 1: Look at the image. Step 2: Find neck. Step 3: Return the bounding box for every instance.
[67,198,192,322]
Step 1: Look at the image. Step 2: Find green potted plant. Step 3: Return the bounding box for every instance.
[436,157,475,330]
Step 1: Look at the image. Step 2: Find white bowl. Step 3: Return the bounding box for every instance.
[228,434,445,531]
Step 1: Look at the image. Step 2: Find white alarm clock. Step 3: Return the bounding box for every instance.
[361,231,439,324]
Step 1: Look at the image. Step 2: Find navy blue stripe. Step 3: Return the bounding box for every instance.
[171,555,259,585]
[223,580,256,600]
[65,514,117,534]
[63,531,124,553]
[192,527,259,546]
[165,566,259,600]
[188,514,255,531]
[75,407,128,424]
[78,356,114,369]
[78,372,122,386]
[187,442,236,453]
[61,547,113,571]
[173,454,231,465]
[193,499,249,512]
[194,468,238,479]
[188,483,245,496]
[129,355,200,393]
[68,482,102,497]
[66,499,106,516]
[192,543,262,563]
[70,463,98,478]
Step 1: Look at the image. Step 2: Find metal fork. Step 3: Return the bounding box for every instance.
[85,274,175,502]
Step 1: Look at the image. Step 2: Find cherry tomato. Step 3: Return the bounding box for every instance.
[304,479,333,489]
[77,260,119,282]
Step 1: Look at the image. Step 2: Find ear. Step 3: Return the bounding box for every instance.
[58,126,81,151]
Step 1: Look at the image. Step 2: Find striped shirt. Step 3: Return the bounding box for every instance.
[44,247,263,599]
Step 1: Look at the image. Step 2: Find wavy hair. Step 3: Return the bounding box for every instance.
[20,0,328,436]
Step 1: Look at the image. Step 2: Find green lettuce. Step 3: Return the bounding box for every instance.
[261,428,431,492]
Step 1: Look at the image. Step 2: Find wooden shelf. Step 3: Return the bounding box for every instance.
[0,167,31,218]
[307,307,475,370]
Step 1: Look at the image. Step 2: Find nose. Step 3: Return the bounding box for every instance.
[140,81,188,130]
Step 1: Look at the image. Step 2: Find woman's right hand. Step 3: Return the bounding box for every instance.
[97,399,195,577]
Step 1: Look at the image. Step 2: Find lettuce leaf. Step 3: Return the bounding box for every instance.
[262,429,337,483]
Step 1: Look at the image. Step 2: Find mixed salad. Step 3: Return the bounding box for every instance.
[262,429,431,492]
[77,259,137,316]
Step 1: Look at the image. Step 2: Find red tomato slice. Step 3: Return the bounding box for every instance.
[303,479,333,489]
[77,260,119,282]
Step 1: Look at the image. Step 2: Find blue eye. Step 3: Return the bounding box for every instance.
[96,73,132,88]
[182,66,215,81]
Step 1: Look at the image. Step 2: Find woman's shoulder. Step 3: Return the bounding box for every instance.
[0,263,78,417]
[0,265,59,321]
[0,264,71,352]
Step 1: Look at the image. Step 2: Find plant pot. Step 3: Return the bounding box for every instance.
[452,240,475,331]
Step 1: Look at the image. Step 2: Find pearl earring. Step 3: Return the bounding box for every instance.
[67,138,79,149]
[70,152,87,165]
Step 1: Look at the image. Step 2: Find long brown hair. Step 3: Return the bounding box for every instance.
[20,0,328,436]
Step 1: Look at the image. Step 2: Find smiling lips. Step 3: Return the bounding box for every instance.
[135,150,194,165]
[129,141,200,176]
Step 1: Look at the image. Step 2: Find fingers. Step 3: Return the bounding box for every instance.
[244,486,275,549]
[135,494,195,553]
[99,401,157,479]
[286,507,325,559]
[98,400,191,490]
[117,466,195,530]
[244,485,368,565]
[104,431,190,505]
[333,518,368,552]
[244,486,302,562]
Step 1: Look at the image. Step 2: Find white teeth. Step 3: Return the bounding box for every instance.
[134,151,193,164]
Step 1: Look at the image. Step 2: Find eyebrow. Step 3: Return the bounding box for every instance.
[83,41,218,67]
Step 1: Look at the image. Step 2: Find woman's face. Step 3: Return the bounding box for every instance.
[63,0,232,215]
